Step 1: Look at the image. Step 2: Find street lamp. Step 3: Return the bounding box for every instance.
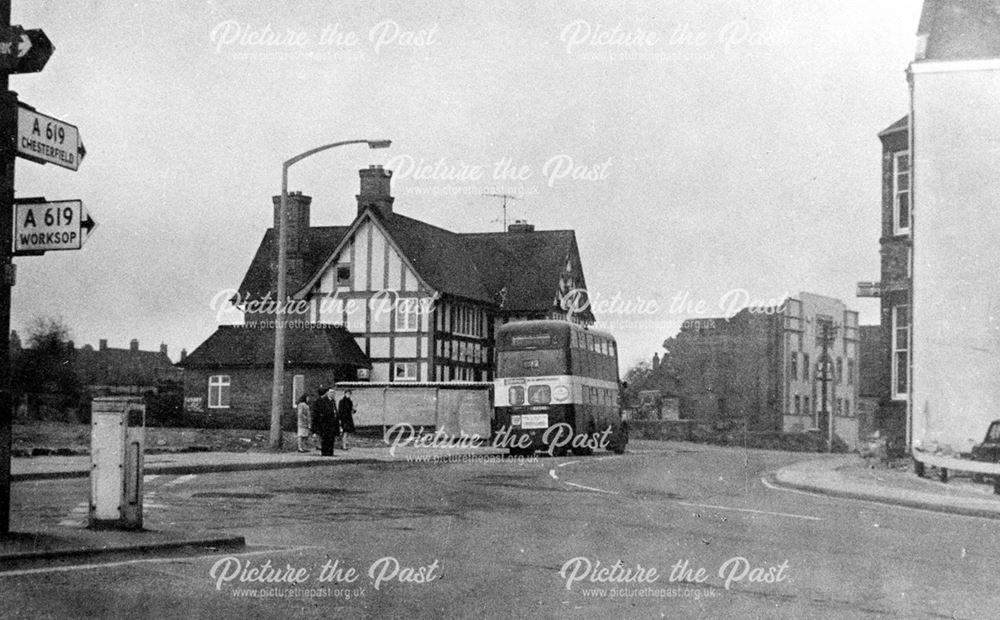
[270,139,392,450]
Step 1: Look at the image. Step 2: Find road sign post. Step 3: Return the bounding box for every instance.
[0,0,14,535]
[0,0,71,535]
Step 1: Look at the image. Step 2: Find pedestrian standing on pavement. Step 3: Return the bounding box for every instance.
[296,394,312,453]
[338,389,356,450]
[312,386,340,456]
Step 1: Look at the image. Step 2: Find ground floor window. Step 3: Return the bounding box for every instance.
[208,375,231,408]
[892,305,909,400]
[394,362,417,381]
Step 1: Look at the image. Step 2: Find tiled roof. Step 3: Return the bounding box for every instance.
[74,347,179,387]
[239,209,587,315]
[917,0,1000,60]
[376,211,492,302]
[878,115,909,137]
[236,226,349,302]
[179,324,370,369]
[460,228,581,312]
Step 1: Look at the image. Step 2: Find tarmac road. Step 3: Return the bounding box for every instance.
[4,443,1000,618]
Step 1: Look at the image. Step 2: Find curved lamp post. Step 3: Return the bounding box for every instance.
[270,139,392,450]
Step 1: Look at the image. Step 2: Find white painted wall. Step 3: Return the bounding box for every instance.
[911,61,1000,453]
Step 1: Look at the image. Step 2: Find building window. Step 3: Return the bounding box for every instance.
[847,359,854,385]
[893,151,910,235]
[395,299,420,332]
[208,375,230,408]
[335,264,352,289]
[803,354,810,381]
[836,358,843,384]
[394,362,417,381]
[794,395,801,415]
[892,305,910,400]
[790,353,798,381]
[804,396,810,415]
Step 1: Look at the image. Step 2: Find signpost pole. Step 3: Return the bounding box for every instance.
[0,0,14,536]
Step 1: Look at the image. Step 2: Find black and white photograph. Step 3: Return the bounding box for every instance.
[2,0,1000,617]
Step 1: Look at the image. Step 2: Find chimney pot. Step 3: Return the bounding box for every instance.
[160,342,168,356]
[99,339,108,351]
[180,348,188,362]
[357,165,395,218]
[130,339,139,352]
[507,220,535,233]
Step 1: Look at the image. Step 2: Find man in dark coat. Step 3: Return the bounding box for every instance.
[312,386,340,456]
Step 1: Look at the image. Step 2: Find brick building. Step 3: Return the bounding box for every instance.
[183,165,594,424]
[179,325,368,428]
[662,293,861,448]
[854,115,910,447]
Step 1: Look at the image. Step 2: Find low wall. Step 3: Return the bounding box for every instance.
[336,382,493,438]
[629,420,849,453]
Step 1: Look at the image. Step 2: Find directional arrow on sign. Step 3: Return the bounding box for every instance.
[0,26,53,74]
[16,104,84,171]
[12,198,97,255]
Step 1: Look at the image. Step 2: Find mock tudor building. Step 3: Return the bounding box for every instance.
[662,292,861,448]
[181,165,593,424]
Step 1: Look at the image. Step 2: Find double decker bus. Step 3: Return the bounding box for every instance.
[493,320,628,456]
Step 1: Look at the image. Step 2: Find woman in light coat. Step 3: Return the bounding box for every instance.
[296,394,312,452]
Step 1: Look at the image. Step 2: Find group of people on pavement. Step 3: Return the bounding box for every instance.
[295,386,356,456]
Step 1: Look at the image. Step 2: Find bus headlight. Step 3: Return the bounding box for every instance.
[553,386,569,402]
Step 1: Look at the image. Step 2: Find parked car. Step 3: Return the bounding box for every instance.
[970,420,1000,482]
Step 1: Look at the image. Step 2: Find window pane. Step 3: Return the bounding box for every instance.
[896,352,908,393]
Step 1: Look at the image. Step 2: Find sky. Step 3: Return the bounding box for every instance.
[7,0,922,370]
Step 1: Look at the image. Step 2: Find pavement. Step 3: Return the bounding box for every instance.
[768,453,1000,520]
[2,443,506,566]
[6,443,1000,567]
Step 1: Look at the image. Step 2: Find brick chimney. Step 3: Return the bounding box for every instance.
[357,165,394,218]
[180,348,188,362]
[507,219,535,233]
[130,338,139,352]
[99,339,107,351]
[271,191,312,290]
[160,342,168,357]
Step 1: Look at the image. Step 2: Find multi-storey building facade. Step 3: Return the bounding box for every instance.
[860,0,1000,452]
[855,115,911,447]
[662,293,861,448]
[909,0,1000,453]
